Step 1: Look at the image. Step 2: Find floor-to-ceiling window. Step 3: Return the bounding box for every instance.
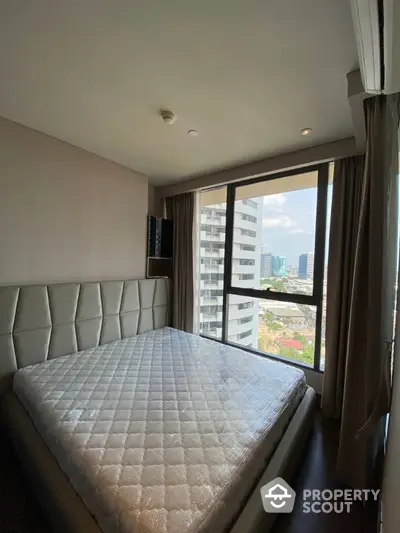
[198,186,261,347]
[197,163,333,371]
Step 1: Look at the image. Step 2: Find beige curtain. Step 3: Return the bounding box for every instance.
[166,192,195,332]
[322,94,400,489]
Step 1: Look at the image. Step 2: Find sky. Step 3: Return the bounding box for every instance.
[261,186,332,267]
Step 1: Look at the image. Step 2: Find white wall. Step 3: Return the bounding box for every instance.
[0,117,149,285]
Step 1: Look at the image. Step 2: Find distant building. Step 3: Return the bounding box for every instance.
[199,196,262,348]
[299,252,314,279]
[277,338,304,350]
[266,306,306,328]
[298,254,307,279]
[272,256,286,277]
[260,253,273,278]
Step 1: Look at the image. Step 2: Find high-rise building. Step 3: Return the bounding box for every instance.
[260,253,273,278]
[298,252,314,279]
[298,254,307,279]
[199,195,262,348]
[272,256,286,277]
[306,253,314,278]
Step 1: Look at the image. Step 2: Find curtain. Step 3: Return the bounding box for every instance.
[165,192,195,332]
[192,192,201,335]
[322,94,400,489]
[322,155,365,419]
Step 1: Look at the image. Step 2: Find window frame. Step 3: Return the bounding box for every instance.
[199,162,329,372]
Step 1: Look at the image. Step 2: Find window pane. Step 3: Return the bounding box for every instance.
[232,171,318,296]
[198,187,227,339]
[227,295,316,367]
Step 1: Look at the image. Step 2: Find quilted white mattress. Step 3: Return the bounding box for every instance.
[13,327,306,533]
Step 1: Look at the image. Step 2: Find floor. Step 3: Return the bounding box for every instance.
[271,413,379,533]
[0,413,378,533]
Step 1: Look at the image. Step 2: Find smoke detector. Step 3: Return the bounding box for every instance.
[160,110,177,124]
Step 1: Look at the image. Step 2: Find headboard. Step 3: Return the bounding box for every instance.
[0,278,169,391]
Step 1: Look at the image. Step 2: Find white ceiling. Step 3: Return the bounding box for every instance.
[0,0,358,186]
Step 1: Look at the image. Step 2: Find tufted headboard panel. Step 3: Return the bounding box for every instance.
[0,278,169,391]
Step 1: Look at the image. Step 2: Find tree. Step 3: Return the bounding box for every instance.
[270,279,285,292]
[299,343,314,365]
[268,321,282,332]
[278,342,315,366]
[261,277,286,292]
[279,347,299,360]
[262,311,274,322]
[293,332,307,345]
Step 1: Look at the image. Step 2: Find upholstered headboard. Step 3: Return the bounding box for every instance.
[0,278,169,391]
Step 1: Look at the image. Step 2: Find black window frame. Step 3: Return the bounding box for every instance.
[199,163,329,372]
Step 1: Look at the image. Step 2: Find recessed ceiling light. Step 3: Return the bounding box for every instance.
[160,110,177,124]
[301,128,312,136]
[188,129,198,137]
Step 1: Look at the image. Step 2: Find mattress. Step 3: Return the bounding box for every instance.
[13,327,306,533]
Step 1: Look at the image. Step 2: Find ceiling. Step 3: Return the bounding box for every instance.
[0,0,358,186]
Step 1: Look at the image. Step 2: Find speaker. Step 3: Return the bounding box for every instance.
[161,218,173,258]
[147,216,173,258]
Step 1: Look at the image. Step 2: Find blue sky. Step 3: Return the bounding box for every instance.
[261,186,332,267]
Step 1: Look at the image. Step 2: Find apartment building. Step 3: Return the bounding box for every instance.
[260,253,273,278]
[299,252,315,279]
[199,196,262,348]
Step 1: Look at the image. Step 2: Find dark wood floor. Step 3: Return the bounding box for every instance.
[272,414,379,533]
[0,413,378,533]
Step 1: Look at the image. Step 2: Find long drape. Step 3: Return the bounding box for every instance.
[165,192,195,333]
[322,155,365,419]
[322,94,400,489]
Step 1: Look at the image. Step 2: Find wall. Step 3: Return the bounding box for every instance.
[0,117,149,285]
[148,184,165,218]
[158,137,357,198]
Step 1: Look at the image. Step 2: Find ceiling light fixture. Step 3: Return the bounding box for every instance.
[160,110,177,124]
[301,128,312,136]
[188,129,198,137]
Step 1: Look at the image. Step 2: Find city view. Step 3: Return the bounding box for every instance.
[257,253,326,367]
[198,176,330,369]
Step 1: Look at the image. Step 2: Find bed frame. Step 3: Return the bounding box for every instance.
[0,278,316,533]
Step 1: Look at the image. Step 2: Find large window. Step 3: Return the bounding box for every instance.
[197,164,332,370]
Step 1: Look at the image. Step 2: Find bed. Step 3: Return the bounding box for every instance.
[0,278,316,533]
